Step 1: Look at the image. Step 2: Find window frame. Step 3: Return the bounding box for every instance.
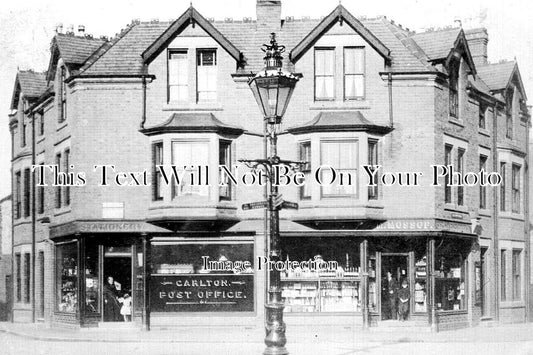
[479,155,487,209]
[55,153,62,208]
[298,141,312,200]
[167,49,189,103]
[59,66,67,122]
[505,89,513,139]
[15,253,21,302]
[457,148,465,206]
[444,144,453,204]
[38,162,45,214]
[343,46,365,100]
[171,139,210,199]
[448,61,459,118]
[64,148,70,206]
[368,139,379,200]
[23,168,31,218]
[196,48,218,102]
[501,249,507,301]
[511,163,520,213]
[24,253,31,304]
[151,141,164,202]
[512,249,522,301]
[15,170,21,219]
[500,162,506,211]
[314,47,335,101]
[219,139,232,201]
[319,139,358,198]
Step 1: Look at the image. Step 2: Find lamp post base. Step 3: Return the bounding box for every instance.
[264,291,288,355]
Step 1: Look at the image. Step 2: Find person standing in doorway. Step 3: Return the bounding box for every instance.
[104,276,121,321]
[397,279,410,321]
[384,271,399,320]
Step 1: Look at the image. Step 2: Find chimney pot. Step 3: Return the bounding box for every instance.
[78,25,85,35]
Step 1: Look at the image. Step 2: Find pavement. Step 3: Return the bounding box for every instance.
[2,321,533,355]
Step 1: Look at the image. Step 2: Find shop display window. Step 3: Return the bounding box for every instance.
[435,242,467,311]
[56,242,78,313]
[85,244,99,313]
[280,238,362,313]
[414,256,428,313]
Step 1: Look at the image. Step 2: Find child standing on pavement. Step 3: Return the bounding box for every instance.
[119,293,132,322]
[397,280,410,321]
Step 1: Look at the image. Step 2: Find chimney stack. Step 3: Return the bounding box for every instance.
[56,23,63,34]
[78,25,85,36]
[465,28,489,67]
[256,0,281,33]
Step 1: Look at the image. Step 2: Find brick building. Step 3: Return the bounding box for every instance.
[7,0,530,333]
[0,194,12,321]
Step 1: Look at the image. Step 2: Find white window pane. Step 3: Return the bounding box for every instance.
[315,51,325,75]
[346,75,364,98]
[345,49,356,73]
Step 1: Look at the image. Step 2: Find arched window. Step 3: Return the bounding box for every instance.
[448,60,459,118]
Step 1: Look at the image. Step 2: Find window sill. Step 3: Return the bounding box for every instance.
[448,117,464,127]
[478,208,491,218]
[310,100,370,110]
[478,128,490,137]
[500,300,525,308]
[163,102,223,111]
[37,136,45,144]
[498,211,525,221]
[57,120,68,132]
[444,203,468,214]
[54,206,72,217]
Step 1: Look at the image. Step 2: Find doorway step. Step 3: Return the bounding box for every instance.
[371,320,430,332]
[479,317,497,327]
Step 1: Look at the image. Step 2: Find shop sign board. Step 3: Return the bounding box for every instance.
[150,274,254,312]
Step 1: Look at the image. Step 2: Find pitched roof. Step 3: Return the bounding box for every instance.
[140,112,244,136]
[10,70,48,109]
[410,28,461,60]
[290,5,391,63]
[287,111,392,134]
[476,61,516,91]
[54,34,107,65]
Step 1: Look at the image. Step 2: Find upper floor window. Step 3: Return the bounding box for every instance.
[197,49,217,101]
[512,249,522,300]
[168,50,188,102]
[152,142,163,201]
[21,102,27,147]
[449,62,459,118]
[60,66,67,122]
[23,168,31,218]
[344,47,365,100]
[501,249,507,301]
[479,155,487,209]
[172,141,209,198]
[457,148,465,206]
[219,140,232,201]
[15,253,21,302]
[500,162,506,211]
[512,164,521,213]
[478,103,486,129]
[320,140,358,197]
[15,170,21,219]
[55,153,62,208]
[314,48,335,100]
[37,110,44,136]
[299,142,311,200]
[368,140,378,200]
[37,163,44,214]
[64,149,71,206]
[444,144,453,203]
[505,89,513,139]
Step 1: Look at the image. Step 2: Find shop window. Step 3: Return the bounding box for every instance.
[197,49,217,101]
[320,140,358,197]
[457,148,465,206]
[152,142,163,201]
[368,140,379,200]
[500,162,506,211]
[24,253,30,303]
[280,237,362,313]
[500,249,507,301]
[299,141,311,199]
[512,249,521,300]
[344,47,365,100]
[444,145,452,203]
[168,50,188,102]
[479,155,487,209]
[512,164,520,213]
[219,140,232,201]
[171,141,209,198]
[435,242,467,311]
[151,241,254,312]
[15,253,21,302]
[414,256,428,313]
[15,171,21,219]
[314,48,335,100]
[23,168,30,218]
[478,103,486,129]
[55,153,62,208]
[56,242,78,313]
[85,244,99,313]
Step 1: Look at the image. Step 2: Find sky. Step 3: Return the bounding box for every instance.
[0,0,531,199]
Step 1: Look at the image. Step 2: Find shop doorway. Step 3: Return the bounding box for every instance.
[102,246,132,322]
[380,254,409,321]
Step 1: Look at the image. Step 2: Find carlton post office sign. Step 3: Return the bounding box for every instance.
[151,274,254,312]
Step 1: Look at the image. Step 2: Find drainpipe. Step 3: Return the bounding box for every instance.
[31,111,36,323]
[387,72,393,128]
[10,116,15,323]
[492,103,499,322]
[140,74,147,130]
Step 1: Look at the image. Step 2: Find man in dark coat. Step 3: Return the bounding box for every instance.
[383,271,399,320]
[104,276,121,321]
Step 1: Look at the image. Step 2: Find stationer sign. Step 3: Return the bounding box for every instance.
[151,274,254,312]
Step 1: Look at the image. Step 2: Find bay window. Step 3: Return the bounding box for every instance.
[219,140,232,201]
[152,142,163,201]
[368,140,378,200]
[299,141,311,199]
[512,249,521,300]
[457,148,465,206]
[320,140,358,197]
[512,164,520,213]
[172,141,209,198]
[444,145,452,203]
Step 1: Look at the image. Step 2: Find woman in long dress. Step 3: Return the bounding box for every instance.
[103,276,121,321]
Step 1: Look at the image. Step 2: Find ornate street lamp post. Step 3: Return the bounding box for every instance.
[245,33,299,355]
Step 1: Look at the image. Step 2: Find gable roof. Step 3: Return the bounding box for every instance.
[10,70,47,110]
[290,5,391,64]
[142,6,243,65]
[476,61,526,97]
[411,28,461,60]
[46,34,107,81]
